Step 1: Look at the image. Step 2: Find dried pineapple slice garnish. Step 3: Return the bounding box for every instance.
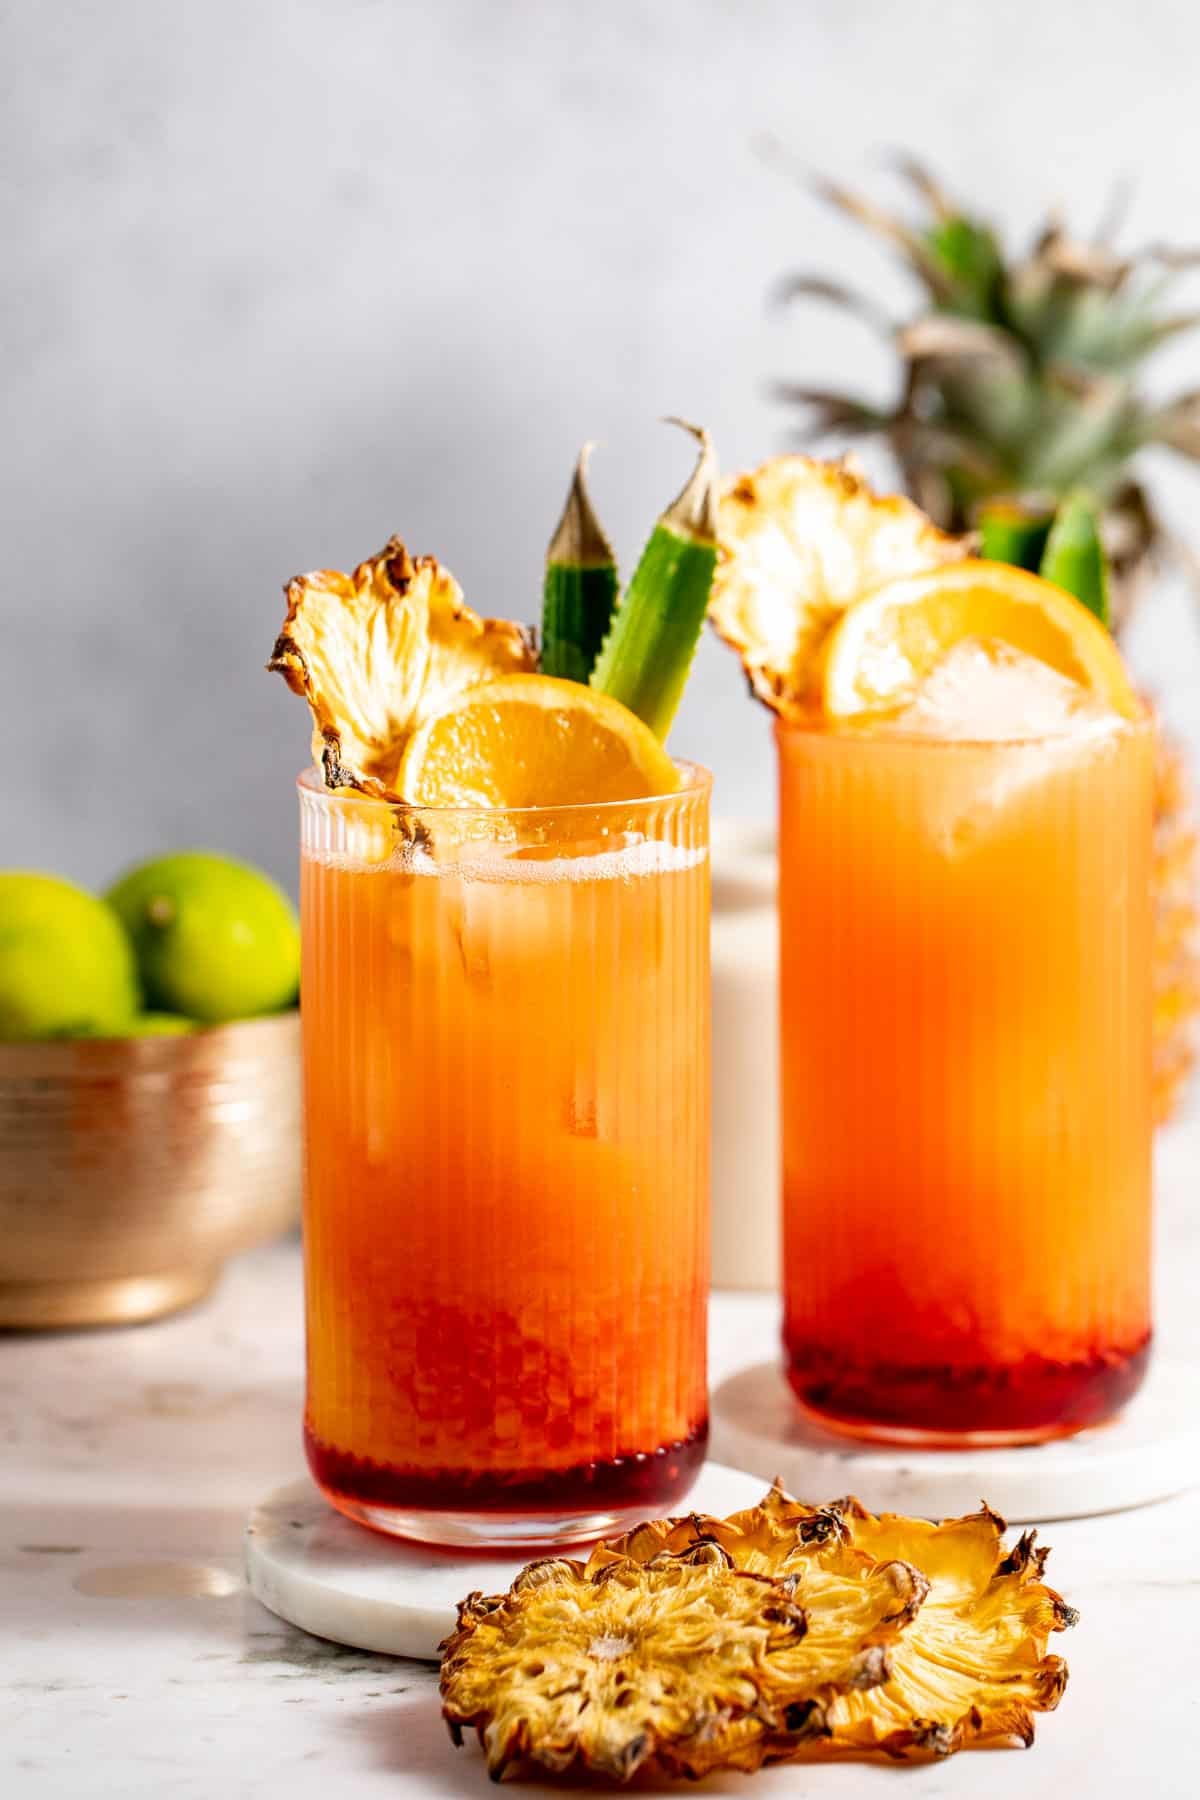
[440,1548,809,1783]
[828,1494,1076,1756]
[440,1487,1075,1782]
[599,1485,1073,1767]
[440,1504,926,1783]
[633,1485,1074,1761]
[597,1529,928,1777]
[268,537,534,796]
[710,455,965,714]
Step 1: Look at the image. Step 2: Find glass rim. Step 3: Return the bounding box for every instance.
[297,758,711,819]
[773,702,1155,755]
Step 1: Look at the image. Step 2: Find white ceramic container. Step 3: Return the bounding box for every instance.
[709,820,780,1290]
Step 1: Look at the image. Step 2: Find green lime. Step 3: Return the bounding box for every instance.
[105,852,300,1025]
[128,1011,198,1037]
[0,873,141,1040]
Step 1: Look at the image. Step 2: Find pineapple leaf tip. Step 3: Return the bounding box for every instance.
[660,418,719,544]
[547,441,615,569]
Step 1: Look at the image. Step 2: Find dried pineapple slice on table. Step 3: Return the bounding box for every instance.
[439,1548,812,1784]
[710,455,966,713]
[604,1485,1074,1764]
[267,537,534,796]
[439,1530,921,1783]
[719,1487,1076,1759]
[593,1531,927,1777]
[439,1485,1074,1782]
[825,1495,1076,1756]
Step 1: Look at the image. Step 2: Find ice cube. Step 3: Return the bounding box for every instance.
[446,879,495,988]
[885,638,1117,742]
[874,640,1127,856]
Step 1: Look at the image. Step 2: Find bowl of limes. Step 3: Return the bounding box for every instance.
[0,851,303,1328]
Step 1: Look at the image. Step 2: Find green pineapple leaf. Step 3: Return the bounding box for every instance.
[590,421,719,742]
[779,159,1200,627]
[925,216,1006,321]
[1039,491,1111,629]
[978,500,1054,572]
[541,444,619,684]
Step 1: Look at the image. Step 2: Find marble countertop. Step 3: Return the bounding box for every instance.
[4,1119,1200,1799]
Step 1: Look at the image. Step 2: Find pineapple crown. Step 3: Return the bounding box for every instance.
[774,157,1200,614]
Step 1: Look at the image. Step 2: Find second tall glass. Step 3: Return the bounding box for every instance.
[299,766,711,1546]
[777,715,1154,1446]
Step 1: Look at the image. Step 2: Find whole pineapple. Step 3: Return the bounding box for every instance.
[778,163,1200,1122]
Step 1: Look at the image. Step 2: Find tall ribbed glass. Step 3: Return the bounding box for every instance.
[298,766,711,1545]
[777,716,1154,1445]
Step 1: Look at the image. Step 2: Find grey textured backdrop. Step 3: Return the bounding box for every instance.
[6,0,1200,893]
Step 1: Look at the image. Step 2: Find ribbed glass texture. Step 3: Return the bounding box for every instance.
[298,766,711,1540]
[777,716,1155,1445]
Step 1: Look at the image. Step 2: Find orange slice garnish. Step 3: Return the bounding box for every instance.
[820,562,1141,723]
[395,675,680,807]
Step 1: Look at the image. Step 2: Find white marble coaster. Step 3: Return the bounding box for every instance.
[710,1356,1200,1524]
[244,1461,766,1662]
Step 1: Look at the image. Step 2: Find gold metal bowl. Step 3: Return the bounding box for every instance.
[0,1013,302,1329]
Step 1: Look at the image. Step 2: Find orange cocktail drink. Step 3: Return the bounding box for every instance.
[778,706,1155,1443]
[298,770,711,1545]
[709,456,1158,1445]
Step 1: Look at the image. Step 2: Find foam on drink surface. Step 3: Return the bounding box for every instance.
[411,836,706,884]
[310,830,706,881]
